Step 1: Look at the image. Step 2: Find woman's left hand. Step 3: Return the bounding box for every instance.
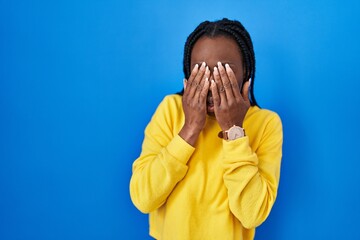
[211,62,251,131]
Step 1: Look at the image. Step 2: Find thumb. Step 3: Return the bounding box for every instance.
[183,78,188,90]
[242,79,251,102]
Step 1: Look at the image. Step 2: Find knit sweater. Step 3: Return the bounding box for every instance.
[130,94,283,240]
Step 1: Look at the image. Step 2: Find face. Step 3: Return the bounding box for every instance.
[190,36,245,115]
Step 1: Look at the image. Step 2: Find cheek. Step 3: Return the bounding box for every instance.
[237,78,244,90]
[233,70,244,86]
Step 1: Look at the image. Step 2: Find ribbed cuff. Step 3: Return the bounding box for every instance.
[166,134,195,165]
[222,136,258,164]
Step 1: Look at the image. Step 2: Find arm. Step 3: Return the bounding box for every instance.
[222,114,283,228]
[130,63,210,213]
[129,98,195,213]
[211,62,282,228]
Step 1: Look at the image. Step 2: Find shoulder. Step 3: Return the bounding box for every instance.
[160,94,182,107]
[244,106,283,150]
[245,106,282,130]
[154,94,182,114]
[144,94,184,135]
[247,106,281,121]
[151,94,183,122]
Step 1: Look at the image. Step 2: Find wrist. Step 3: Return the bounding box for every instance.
[179,124,201,147]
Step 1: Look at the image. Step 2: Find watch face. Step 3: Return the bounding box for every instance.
[228,127,244,140]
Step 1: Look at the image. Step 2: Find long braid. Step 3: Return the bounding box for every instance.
[179,18,258,107]
[183,21,210,79]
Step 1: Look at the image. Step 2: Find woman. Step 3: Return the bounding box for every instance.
[130,18,283,240]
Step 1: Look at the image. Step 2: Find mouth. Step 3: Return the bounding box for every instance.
[206,93,214,113]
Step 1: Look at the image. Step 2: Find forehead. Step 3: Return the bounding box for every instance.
[191,36,242,62]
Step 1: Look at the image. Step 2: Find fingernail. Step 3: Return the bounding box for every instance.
[193,64,198,70]
[217,61,222,67]
[214,67,218,74]
[201,62,206,68]
[205,77,209,82]
[211,79,216,87]
[205,66,210,73]
[225,63,230,69]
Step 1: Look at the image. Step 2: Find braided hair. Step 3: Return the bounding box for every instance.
[179,18,258,106]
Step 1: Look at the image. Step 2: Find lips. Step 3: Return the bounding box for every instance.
[206,92,213,104]
[206,93,214,112]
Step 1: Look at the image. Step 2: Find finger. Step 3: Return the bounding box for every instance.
[186,64,199,88]
[211,79,220,107]
[195,65,210,102]
[213,66,226,105]
[183,79,192,99]
[189,62,206,99]
[183,64,198,98]
[241,79,251,103]
[224,63,241,99]
[198,77,210,105]
[217,62,233,100]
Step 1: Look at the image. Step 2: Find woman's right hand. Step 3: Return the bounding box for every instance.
[179,62,210,146]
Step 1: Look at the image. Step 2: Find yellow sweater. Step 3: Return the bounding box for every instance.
[130,94,283,240]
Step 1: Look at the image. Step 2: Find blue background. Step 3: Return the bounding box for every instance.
[1,0,360,239]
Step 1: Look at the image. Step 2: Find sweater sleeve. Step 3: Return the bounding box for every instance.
[222,113,283,229]
[129,97,195,213]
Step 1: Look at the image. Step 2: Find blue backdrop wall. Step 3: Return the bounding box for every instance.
[1,0,360,239]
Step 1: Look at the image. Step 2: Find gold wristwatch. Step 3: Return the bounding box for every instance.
[222,125,245,140]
